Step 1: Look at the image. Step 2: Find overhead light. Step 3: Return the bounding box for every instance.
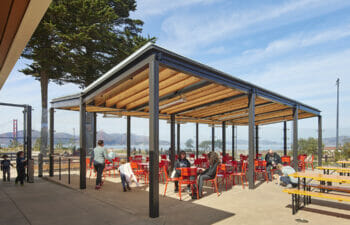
[159,97,186,110]
[220,113,248,120]
[103,113,123,118]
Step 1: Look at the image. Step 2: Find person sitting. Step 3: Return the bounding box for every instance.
[174,151,191,193]
[192,151,220,199]
[276,164,297,188]
[118,159,139,192]
[265,149,281,180]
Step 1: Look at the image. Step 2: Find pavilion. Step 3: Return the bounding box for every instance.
[50,42,322,218]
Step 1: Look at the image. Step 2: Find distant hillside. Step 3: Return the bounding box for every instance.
[323,136,350,146]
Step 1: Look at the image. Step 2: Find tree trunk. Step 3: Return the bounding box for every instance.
[40,73,49,156]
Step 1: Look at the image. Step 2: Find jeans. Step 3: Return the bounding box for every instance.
[280,176,292,185]
[15,168,25,184]
[174,170,190,190]
[120,173,129,189]
[94,163,105,186]
[267,165,276,180]
[197,174,211,197]
[3,168,10,181]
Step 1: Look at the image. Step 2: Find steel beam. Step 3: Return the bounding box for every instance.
[127,116,131,162]
[170,114,175,170]
[148,57,159,218]
[79,97,87,189]
[222,121,226,162]
[318,116,322,166]
[256,125,259,155]
[93,113,97,148]
[196,123,199,159]
[248,92,256,189]
[26,105,32,161]
[292,106,298,171]
[49,108,54,177]
[177,123,180,155]
[283,121,287,156]
[212,126,215,152]
[232,125,235,160]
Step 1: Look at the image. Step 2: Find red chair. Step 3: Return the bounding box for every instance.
[130,162,146,183]
[305,155,314,170]
[298,155,307,171]
[163,166,179,197]
[281,156,291,166]
[206,166,220,196]
[161,154,167,160]
[194,159,202,167]
[189,153,195,161]
[217,164,232,190]
[231,161,247,188]
[104,159,114,177]
[254,160,268,182]
[178,168,199,200]
[256,154,262,160]
[112,157,120,176]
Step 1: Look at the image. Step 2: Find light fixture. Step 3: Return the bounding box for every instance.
[159,97,186,110]
[103,113,123,118]
[220,112,248,120]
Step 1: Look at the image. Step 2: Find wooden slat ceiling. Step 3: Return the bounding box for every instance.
[59,66,317,125]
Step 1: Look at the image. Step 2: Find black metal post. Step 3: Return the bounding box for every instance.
[232,125,235,160]
[177,123,180,155]
[283,121,287,156]
[68,158,71,184]
[59,157,61,180]
[196,122,199,159]
[318,116,322,166]
[255,125,259,156]
[292,106,299,171]
[170,114,175,170]
[127,116,131,162]
[23,107,26,156]
[93,112,97,148]
[79,96,87,189]
[27,105,32,161]
[248,91,256,189]
[212,126,215,152]
[222,121,226,162]
[149,56,159,218]
[49,108,54,177]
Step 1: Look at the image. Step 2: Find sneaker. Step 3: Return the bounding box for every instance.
[286,184,292,188]
[127,186,131,191]
[174,188,179,193]
[123,187,127,192]
[95,185,101,190]
[100,181,104,186]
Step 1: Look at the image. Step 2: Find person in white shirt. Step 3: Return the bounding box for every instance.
[276,164,298,188]
[118,159,139,192]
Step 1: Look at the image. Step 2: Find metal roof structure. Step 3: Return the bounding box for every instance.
[51,42,320,126]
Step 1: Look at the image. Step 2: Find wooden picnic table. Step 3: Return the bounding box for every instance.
[336,160,350,168]
[289,172,350,184]
[316,166,350,175]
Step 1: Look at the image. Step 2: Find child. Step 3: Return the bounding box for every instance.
[118,159,139,192]
[15,151,26,185]
[1,155,13,182]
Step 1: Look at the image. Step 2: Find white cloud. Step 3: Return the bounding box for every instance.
[158,0,350,55]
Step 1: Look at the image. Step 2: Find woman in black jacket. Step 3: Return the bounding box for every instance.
[15,151,26,185]
[194,151,220,198]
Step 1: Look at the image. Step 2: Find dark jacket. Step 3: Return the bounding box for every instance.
[1,159,11,170]
[175,158,191,170]
[202,161,219,179]
[265,153,281,167]
[16,157,26,170]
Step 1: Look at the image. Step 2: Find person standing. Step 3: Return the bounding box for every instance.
[1,155,13,182]
[15,151,26,185]
[93,140,108,190]
[265,149,282,181]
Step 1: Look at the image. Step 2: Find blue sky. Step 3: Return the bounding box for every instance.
[1,0,350,146]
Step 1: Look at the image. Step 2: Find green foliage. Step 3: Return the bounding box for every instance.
[21,0,155,87]
[342,142,350,159]
[185,138,194,149]
[199,140,211,151]
[34,138,41,150]
[298,137,322,156]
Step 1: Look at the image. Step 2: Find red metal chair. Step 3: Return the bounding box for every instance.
[281,156,291,166]
[217,164,232,190]
[161,154,167,160]
[104,159,114,177]
[305,155,314,170]
[231,161,247,188]
[194,159,202,167]
[163,166,179,197]
[112,157,120,177]
[130,162,146,183]
[206,166,220,196]
[178,167,199,200]
[298,155,307,171]
[254,160,268,182]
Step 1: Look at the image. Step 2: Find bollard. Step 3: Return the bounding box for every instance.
[68,158,71,184]
[38,153,43,177]
[59,157,61,180]
[49,154,54,177]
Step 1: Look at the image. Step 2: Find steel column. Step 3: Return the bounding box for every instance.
[222,121,226,162]
[177,123,180,155]
[26,105,32,161]
[127,116,131,162]
[255,125,259,156]
[292,107,299,171]
[148,57,159,218]
[170,114,175,170]
[212,126,215,152]
[196,123,199,159]
[283,121,287,156]
[318,116,322,166]
[232,125,235,160]
[248,92,256,189]
[79,97,87,189]
[93,112,97,148]
[49,108,54,177]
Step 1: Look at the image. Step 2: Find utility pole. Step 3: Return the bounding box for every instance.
[336,78,340,152]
